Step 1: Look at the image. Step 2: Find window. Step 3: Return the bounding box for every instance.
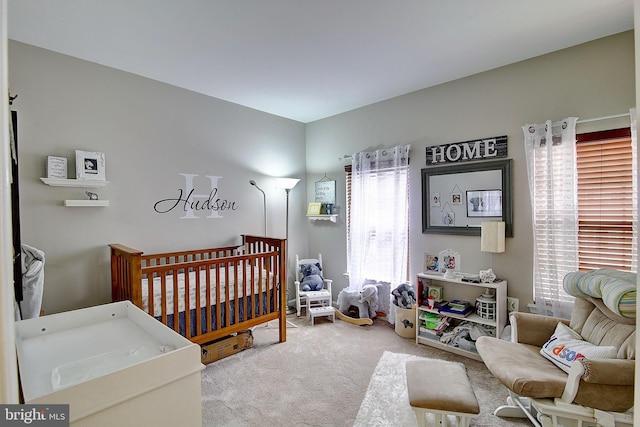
[524,117,637,318]
[576,129,636,271]
[344,146,410,292]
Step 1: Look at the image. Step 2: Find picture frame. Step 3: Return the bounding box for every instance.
[440,211,455,226]
[307,202,322,215]
[430,192,441,207]
[76,150,106,181]
[424,254,439,272]
[450,192,462,205]
[47,156,67,179]
[314,179,336,205]
[421,159,513,237]
[466,189,502,217]
[438,249,460,273]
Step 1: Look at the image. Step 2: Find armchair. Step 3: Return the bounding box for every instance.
[294,254,333,317]
[476,269,635,427]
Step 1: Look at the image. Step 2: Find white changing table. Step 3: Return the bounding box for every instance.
[15,301,204,427]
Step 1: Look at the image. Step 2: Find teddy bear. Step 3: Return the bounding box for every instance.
[300,263,324,291]
[337,284,378,319]
[392,282,416,309]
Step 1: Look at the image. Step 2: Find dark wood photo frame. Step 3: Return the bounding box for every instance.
[421,159,513,236]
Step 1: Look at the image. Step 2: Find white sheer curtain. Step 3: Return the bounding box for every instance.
[348,145,410,294]
[523,117,578,319]
[630,108,638,272]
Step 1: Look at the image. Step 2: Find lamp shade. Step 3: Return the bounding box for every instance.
[481,221,505,253]
[276,177,300,190]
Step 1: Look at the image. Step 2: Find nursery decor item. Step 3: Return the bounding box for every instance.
[294,254,333,317]
[392,283,416,308]
[475,288,497,320]
[422,159,513,237]
[299,263,324,291]
[394,306,416,338]
[438,249,460,273]
[46,156,67,179]
[337,284,378,319]
[76,150,106,181]
[479,269,496,283]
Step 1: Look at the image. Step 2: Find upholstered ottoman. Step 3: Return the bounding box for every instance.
[406,359,479,427]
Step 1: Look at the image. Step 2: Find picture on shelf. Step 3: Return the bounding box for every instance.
[46,156,67,179]
[438,249,460,272]
[307,202,322,215]
[424,254,439,272]
[76,150,106,181]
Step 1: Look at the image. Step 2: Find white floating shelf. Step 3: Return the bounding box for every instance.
[307,214,338,223]
[41,178,109,187]
[64,200,110,207]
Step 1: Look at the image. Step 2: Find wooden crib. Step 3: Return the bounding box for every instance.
[109,235,286,345]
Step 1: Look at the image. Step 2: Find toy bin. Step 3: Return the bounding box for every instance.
[394,306,416,338]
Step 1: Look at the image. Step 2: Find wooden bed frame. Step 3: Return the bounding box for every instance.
[109,235,287,345]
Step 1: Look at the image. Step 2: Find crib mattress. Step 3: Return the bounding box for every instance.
[141,264,273,316]
[15,301,204,427]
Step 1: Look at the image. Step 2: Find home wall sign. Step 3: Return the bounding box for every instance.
[154,173,238,219]
[425,135,507,166]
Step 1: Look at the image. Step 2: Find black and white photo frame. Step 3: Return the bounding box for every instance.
[76,150,106,181]
[466,189,502,217]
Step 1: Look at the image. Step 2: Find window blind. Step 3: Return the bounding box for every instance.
[576,128,635,271]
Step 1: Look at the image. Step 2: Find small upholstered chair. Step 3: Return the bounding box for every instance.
[476,269,635,427]
[294,254,332,317]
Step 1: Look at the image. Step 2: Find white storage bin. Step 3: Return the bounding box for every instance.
[394,306,417,339]
[15,301,204,427]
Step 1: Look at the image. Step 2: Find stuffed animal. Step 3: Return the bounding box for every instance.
[392,282,416,308]
[337,284,379,319]
[300,263,324,291]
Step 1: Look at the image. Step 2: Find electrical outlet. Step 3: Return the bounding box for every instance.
[507,297,519,313]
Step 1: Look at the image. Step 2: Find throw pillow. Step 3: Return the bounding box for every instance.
[540,322,617,373]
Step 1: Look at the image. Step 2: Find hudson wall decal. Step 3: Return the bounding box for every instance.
[154,173,238,219]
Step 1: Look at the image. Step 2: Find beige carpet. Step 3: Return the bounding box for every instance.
[200,314,530,426]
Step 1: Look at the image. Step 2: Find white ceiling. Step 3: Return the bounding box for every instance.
[8,0,634,123]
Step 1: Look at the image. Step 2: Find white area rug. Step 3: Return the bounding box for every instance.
[354,351,466,427]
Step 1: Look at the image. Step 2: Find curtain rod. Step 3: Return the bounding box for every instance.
[339,112,632,161]
[577,112,630,124]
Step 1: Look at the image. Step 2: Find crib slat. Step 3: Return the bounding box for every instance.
[184,266,191,339]
[160,274,167,326]
[195,265,202,337]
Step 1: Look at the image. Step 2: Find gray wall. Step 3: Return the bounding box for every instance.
[10,31,635,315]
[9,41,308,314]
[305,31,635,307]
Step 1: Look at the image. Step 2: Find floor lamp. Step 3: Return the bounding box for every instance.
[277,177,300,315]
[249,180,267,235]
[249,178,297,329]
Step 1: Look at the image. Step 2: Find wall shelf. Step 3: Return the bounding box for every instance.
[307,214,338,223]
[64,200,110,207]
[40,178,109,187]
